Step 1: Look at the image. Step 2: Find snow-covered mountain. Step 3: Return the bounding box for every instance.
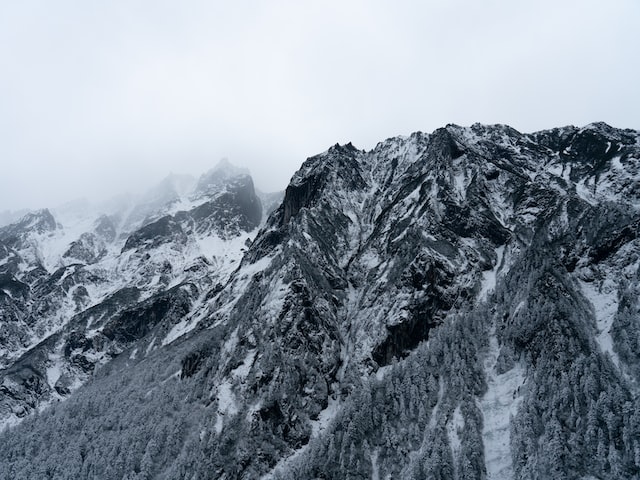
[0,160,278,430]
[1,123,639,480]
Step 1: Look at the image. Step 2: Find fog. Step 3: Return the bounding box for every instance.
[1,0,638,212]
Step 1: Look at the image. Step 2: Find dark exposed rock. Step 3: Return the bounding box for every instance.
[122,215,187,252]
[63,232,107,264]
[0,273,29,300]
[181,350,206,379]
[102,286,192,344]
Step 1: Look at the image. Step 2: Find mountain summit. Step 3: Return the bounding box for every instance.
[1,124,639,480]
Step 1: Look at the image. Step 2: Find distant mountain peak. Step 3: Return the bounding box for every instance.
[211,157,249,176]
[195,158,251,195]
[2,208,58,235]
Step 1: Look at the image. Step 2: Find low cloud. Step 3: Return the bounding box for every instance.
[1,0,638,210]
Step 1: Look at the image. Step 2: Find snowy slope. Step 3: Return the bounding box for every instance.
[0,161,268,429]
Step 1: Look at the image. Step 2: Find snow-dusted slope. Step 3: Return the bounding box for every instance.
[1,122,639,480]
[0,161,269,429]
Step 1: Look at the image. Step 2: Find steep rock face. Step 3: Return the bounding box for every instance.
[158,122,638,478]
[122,215,189,252]
[0,123,639,480]
[189,174,262,237]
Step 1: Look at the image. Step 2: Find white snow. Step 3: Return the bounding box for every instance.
[371,448,380,480]
[145,337,156,355]
[310,396,340,438]
[478,246,505,302]
[258,277,289,324]
[579,280,620,369]
[162,370,182,383]
[547,163,564,177]
[575,179,597,205]
[428,378,444,430]
[217,381,238,414]
[196,230,256,281]
[375,365,392,381]
[447,405,464,453]
[162,317,197,346]
[210,256,273,320]
[453,171,466,199]
[0,412,22,433]
[359,250,381,269]
[611,155,623,171]
[480,331,524,480]
[403,184,423,206]
[6,195,260,366]
[31,214,96,272]
[231,350,256,379]
[162,291,210,345]
[215,380,238,434]
[214,415,224,435]
[46,354,63,388]
[221,328,239,357]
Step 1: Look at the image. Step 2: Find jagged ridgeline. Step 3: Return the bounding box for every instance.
[1,123,639,479]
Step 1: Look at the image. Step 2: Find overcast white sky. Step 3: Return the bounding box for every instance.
[1,0,638,211]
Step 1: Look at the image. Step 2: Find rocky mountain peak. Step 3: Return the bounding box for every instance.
[0,208,58,238]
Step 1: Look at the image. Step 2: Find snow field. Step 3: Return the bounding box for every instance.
[480,332,524,480]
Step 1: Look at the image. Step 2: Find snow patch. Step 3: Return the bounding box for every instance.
[453,171,466,199]
[575,178,597,205]
[447,406,464,453]
[428,378,444,430]
[211,255,274,322]
[480,331,524,480]
[259,277,289,324]
[196,230,256,282]
[371,448,380,480]
[359,250,381,269]
[375,365,392,381]
[547,163,564,177]
[222,328,239,357]
[46,354,63,388]
[579,280,620,368]
[0,412,22,433]
[215,380,238,434]
[231,350,256,379]
[145,337,156,356]
[311,396,340,438]
[162,316,198,346]
[478,246,505,302]
[611,155,623,171]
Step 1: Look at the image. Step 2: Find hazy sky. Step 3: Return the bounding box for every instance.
[1,0,638,211]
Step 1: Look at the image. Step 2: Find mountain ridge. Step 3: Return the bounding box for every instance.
[1,123,639,479]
